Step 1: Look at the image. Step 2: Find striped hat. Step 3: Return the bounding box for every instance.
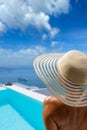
[33,50,87,107]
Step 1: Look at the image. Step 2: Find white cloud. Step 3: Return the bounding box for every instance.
[51,41,64,52]
[0,46,65,67]
[50,28,60,38]
[24,12,51,31]
[0,21,6,33]
[0,46,47,67]
[28,0,70,15]
[42,28,60,39]
[42,34,48,40]
[51,41,58,47]
[0,0,70,37]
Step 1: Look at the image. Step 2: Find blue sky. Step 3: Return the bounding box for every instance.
[0,0,87,67]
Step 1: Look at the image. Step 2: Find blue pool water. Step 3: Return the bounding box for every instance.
[0,104,35,130]
[0,89,45,130]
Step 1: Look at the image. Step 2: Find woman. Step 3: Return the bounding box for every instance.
[34,50,87,130]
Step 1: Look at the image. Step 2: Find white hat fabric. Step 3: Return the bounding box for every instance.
[33,50,87,107]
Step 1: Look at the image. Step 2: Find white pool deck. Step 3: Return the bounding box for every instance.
[0,83,51,102]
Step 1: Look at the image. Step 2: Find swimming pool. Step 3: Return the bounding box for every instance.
[0,88,45,130]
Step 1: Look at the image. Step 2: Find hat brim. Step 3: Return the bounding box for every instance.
[33,53,87,107]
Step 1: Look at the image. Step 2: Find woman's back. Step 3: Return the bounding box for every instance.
[43,96,87,130]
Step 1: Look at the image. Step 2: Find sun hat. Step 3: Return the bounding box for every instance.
[33,50,87,107]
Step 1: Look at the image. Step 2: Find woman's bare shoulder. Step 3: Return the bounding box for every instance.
[43,96,65,124]
[43,96,64,117]
[44,96,63,106]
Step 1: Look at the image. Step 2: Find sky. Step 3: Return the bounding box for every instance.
[0,0,87,67]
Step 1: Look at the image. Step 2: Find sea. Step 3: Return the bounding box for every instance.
[0,67,45,88]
